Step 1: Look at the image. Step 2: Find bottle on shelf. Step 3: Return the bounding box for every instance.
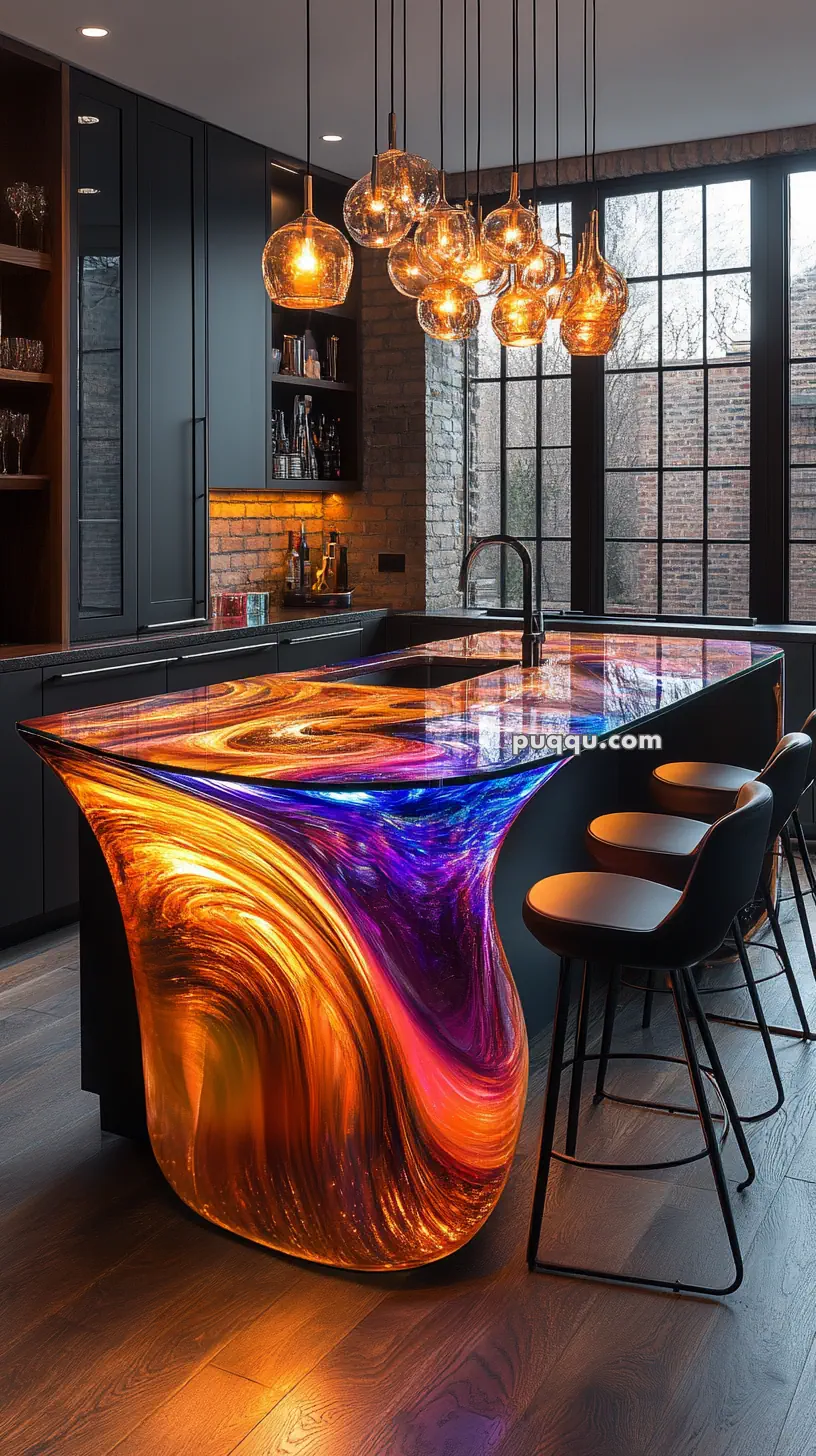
[298,520,312,592]
[285,529,299,593]
[336,543,349,592]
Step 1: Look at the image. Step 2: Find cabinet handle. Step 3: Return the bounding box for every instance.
[142,616,210,630]
[179,643,276,663]
[52,657,178,681]
[279,629,360,646]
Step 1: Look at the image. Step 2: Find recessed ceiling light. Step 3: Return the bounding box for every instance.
[77,187,101,195]
[77,114,100,125]
[322,134,342,143]
[78,26,109,38]
[270,161,299,175]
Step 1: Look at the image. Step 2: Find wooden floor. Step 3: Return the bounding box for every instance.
[3,868,816,1456]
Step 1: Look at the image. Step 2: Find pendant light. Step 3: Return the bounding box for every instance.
[414,0,477,280]
[377,0,440,220]
[262,0,353,307]
[343,0,413,248]
[545,0,570,320]
[518,0,559,294]
[482,0,538,265]
[457,0,508,298]
[560,0,628,354]
[387,0,442,298]
[491,263,548,346]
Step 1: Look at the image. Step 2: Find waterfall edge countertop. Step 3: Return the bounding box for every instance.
[16,630,783,1273]
[18,629,782,788]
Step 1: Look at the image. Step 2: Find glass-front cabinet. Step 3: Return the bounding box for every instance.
[71,72,137,638]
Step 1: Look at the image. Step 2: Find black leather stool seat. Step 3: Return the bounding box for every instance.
[524,871,681,963]
[588,811,708,889]
[652,760,756,818]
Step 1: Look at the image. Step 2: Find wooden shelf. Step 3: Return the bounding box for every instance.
[0,369,53,385]
[265,479,359,493]
[271,373,355,393]
[0,475,48,491]
[0,243,52,272]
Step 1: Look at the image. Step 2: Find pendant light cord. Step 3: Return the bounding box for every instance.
[554,0,560,237]
[439,0,445,172]
[532,0,537,208]
[306,0,311,176]
[583,0,588,183]
[390,0,395,116]
[463,0,468,200]
[591,0,597,183]
[403,0,408,147]
[476,0,481,211]
[374,0,379,153]
[512,0,519,173]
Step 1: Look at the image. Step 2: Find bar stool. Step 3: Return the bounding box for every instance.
[653,729,816,990]
[525,781,772,1297]
[790,710,816,903]
[587,732,813,1117]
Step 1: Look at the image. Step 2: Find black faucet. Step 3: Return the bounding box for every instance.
[457,534,543,668]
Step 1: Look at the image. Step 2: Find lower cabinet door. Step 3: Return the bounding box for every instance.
[41,655,171,913]
[277,626,363,673]
[0,669,44,933]
[166,639,278,691]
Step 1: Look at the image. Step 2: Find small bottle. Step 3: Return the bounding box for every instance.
[285,530,299,593]
[326,528,339,591]
[298,520,311,592]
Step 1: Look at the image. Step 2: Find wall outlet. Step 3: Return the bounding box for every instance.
[378,553,406,573]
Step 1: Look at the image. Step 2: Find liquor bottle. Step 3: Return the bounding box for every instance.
[298,520,312,592]
[285,530,299,593]
[336,544,349,592]
[326,528,339,591]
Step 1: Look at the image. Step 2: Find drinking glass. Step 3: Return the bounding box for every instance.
[6,183,29,247]
[0,409,10,472]
[27,186,47,251]
[10,411,28,473]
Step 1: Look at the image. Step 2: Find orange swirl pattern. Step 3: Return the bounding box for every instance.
[25,734,562,1269]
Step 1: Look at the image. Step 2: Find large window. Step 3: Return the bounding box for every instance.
[468,203,572,610]
[604,180,751,617]
[789,172,816,621]
[465,155,816,624]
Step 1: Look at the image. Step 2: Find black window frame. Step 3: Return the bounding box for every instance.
[464,151,816,624]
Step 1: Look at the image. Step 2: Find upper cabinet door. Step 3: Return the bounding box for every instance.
[207,127,269,490]
[71,72,138,641]
[137,100,207,629]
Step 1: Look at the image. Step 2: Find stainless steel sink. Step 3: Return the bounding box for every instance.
[330,655,515,690]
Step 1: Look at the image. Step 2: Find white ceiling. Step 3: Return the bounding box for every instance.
[3,0,815,182]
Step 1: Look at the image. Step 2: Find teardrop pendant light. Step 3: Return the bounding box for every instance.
[414,0,477,285]
[343,0,414,248]
[518,0,559,295]
[263,0,353,307]
[457,0,508,298]
[491,263,548,347]
[560,0,628,354]
[482,0,537,266]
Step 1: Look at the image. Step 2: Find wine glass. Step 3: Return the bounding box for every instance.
[28,187,47,251]
[6,183,29,248]
[10,411,28,474]
[0,409,10,473]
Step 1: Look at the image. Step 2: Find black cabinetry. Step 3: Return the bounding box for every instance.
[278,624,363,672]
[167,638,278,691]
[207,128,269,490]
[137,101,207,629]
[0,669,43,929]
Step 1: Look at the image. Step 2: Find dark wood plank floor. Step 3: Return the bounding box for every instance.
[2,865,816,1456]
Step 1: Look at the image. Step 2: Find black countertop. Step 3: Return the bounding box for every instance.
[0,607,389,673]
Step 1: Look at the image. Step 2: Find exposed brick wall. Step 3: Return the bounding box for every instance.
[425,337,466,610]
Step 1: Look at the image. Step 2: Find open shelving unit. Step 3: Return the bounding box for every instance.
[0,40,66,644]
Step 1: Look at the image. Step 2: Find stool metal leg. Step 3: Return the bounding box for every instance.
[683,973,755,1190]
[792,809,816,900]
[782,826,816,983]
[565,962,590,1158]
[594,965,622,1103]
[642,969,656,1029]
[760,873,812,1039]
[730,920,785,1120]
[527,957,573,1272]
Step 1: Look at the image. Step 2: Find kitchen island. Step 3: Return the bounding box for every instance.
[19,630,782,1271]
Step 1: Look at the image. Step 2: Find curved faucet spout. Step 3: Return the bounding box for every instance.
[458,534,542,668]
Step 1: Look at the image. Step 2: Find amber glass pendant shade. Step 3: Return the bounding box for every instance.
[414,173,477,278]
[560,209,628,355]
[417,275,480,342]
[482,172,538,265]
[263,174,353,308]
[343,154,414,249]
[458,206,509,297]
[491,266,549,347]
[388,230,437,298]
[545,248,569,319]
[519,228,560,293]
[377,117,440,219]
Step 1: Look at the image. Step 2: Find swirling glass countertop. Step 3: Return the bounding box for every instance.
[21,630,782,790]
